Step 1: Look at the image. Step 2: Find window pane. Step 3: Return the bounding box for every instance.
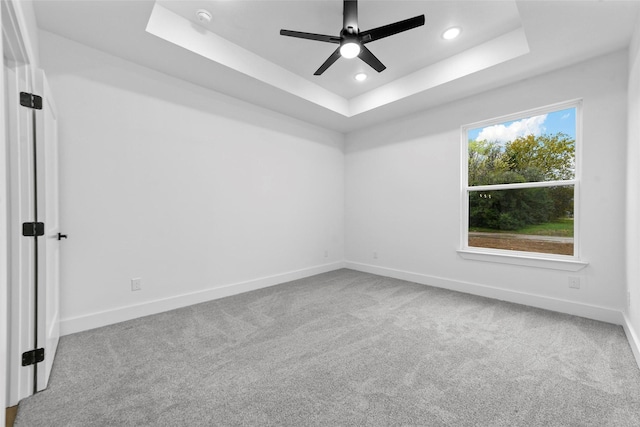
[468,108,576,186]
[468,185,574,256]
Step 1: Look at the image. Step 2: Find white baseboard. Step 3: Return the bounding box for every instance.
[345,261,625,325]
[622,314,640,370]
[60,261,346,336]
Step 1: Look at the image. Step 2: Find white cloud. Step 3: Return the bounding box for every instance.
[476,114,547,144]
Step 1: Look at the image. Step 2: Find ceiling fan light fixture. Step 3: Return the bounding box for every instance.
[196,9,212,23]
[340,41,361,59]
[442,27,461,40]
[354,72,367,82]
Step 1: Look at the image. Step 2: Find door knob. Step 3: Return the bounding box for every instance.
[57,233,68,240]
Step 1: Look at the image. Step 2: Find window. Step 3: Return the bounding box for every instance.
[461,101,581,261]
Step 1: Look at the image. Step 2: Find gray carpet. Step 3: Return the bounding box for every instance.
[15,269,640,426]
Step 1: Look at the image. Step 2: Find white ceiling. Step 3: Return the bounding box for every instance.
[34,1,640,133]
[157,0,522,99]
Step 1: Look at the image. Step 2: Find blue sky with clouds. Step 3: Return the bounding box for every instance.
[468,107,576,143]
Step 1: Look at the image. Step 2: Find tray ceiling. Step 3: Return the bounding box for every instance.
[34,1,640,132]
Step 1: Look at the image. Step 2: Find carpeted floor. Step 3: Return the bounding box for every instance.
[15,269,640,426]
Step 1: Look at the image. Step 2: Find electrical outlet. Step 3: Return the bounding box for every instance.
[131,278,142,291]
[568,276,580,289]
[373,251,378,259]
[324,250,328,258]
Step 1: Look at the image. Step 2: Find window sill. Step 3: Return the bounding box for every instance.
[457,248,589,271]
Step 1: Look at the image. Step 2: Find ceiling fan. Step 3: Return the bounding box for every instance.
[280,0,425,76]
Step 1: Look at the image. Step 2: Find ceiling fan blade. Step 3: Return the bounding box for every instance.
[358,45,386,73]
[314,48,342,75]
[280,29,341,44]
[343,0,358,32]
[359,15,425,43]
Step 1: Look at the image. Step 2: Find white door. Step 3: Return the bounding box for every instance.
[34,70,61,391]
[5,67,61,398]
[5,61,37,403]
[3,0,60,403]
[4,0,40,403]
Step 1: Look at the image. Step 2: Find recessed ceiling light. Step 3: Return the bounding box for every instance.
[196,9,212,23]
[353,73,367,82]
[354,73,367,82]
[442,27,461,40]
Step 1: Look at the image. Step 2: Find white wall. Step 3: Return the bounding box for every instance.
[38,31,345,335]
[626,15,640,364]
[345,51,629,323]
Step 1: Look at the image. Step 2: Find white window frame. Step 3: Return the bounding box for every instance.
[458,99,588,271]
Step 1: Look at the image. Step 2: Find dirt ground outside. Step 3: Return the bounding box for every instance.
[468,233,574,256]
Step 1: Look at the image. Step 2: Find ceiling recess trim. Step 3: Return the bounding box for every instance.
[146,2,530,118]
[349,28,530,116]
[146,3,349,116]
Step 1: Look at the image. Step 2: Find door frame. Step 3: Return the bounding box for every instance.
[1,2,8,423]
[2,0,39,411]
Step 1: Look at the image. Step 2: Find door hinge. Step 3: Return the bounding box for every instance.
[22,222,45,237]
[22,348,45,366]
[19,92,43,110]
